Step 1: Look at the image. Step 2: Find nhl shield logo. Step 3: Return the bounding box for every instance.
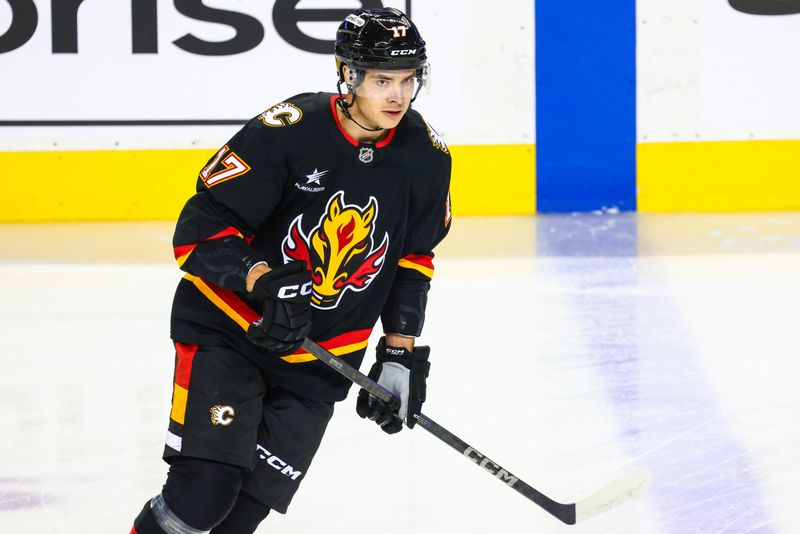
[359,146,374,164]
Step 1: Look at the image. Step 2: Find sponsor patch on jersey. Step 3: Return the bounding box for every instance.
[282,191,389,310]
[294,168,329,193]
[424,118,449,154]
[259,102,303,127]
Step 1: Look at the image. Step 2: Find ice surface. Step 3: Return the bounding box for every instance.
[1,213,799,533]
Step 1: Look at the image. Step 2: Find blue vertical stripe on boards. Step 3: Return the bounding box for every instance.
[535,1,637,212]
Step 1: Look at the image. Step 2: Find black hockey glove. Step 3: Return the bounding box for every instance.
[356,337,430,434]
[246,261,312,356]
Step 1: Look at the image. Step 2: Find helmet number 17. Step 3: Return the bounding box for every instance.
[390,26,409,38]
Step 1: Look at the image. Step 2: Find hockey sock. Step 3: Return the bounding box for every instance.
[210,492,271,534]
[131,499,166,534]
[160,457,245,531]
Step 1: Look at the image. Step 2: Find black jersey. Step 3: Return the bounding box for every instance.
[170,92,451,402]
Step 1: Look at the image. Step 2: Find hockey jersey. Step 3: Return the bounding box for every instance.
[170,92,451,401]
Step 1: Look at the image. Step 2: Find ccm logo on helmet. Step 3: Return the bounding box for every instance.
[278,282,313,299]
[391,49,417,56]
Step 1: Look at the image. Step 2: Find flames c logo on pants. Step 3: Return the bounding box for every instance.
[282,191,389,309]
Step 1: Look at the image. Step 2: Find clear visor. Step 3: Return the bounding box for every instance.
[345,64,431,100]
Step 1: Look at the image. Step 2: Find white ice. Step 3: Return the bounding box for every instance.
[1,213,800,533]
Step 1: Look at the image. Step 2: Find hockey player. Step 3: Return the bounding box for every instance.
[131,7,451,534]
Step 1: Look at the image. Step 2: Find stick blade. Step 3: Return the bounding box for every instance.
[573,467,652,523]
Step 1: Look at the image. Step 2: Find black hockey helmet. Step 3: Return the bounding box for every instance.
[335,7,427,71]
[333,8,430,130]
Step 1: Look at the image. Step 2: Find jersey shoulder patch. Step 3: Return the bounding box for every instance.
[404,110,449,155]
[422,116,449,154]
[258,101,304,128]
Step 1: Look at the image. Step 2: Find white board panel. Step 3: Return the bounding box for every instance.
[0,0,534,150]
[638,0,800,142]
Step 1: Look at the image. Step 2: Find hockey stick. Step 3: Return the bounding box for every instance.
[301,338,652,525]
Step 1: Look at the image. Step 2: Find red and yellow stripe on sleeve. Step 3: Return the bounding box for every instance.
[397,254,434,279]
[173,226,247,267]
[184,274,372,364]
[184,273,260,330]
[280,328,372,363]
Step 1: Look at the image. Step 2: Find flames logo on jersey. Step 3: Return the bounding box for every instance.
[424,117,449,154]
[259,102,302,127]
[210,405,235,426]
[282,191,389,310]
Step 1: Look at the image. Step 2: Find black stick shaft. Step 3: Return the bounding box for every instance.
[300,339,401,411]
[300,338,577,524]
[412,413,576,524]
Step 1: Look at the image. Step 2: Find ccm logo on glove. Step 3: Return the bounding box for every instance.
[277,282,313,299]
[246,261,313,355]
[357,337,431,434]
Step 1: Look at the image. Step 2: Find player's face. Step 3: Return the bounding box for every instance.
[352,69,417,129]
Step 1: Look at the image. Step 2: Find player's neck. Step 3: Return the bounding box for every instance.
[337,98,389,144]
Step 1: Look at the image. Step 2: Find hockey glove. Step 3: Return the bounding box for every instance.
[356,337,430,434]
[246,261,312,356]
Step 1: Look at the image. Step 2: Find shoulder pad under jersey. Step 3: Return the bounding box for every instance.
[401,108,450,158]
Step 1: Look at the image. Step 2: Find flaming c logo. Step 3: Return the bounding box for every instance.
[282,191,389,309]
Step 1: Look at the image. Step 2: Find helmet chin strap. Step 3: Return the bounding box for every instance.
[335,81,384,133]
